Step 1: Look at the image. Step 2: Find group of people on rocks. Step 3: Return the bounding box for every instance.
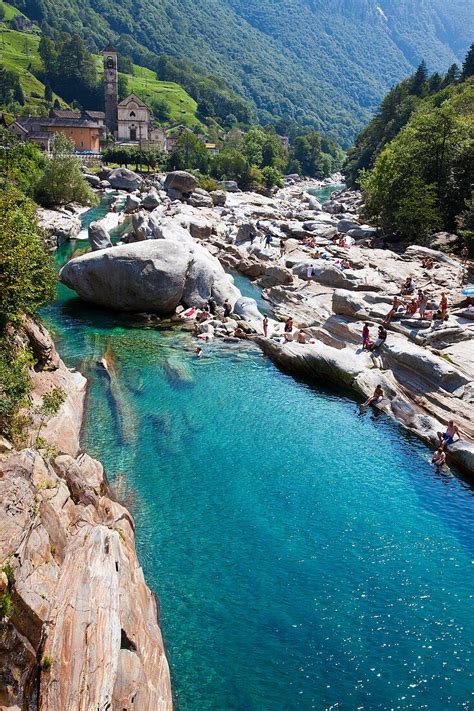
[361,384,461,471]
[362,324,387,353]
[382,278,449,325]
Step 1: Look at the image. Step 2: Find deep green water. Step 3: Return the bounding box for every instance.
[41,191,474,711]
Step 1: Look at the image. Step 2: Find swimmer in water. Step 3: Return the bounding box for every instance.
[431,448,446,467]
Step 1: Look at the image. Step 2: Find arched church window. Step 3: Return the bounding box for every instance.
[130,111,136,117]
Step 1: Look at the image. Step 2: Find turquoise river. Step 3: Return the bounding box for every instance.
[41,188,473,710]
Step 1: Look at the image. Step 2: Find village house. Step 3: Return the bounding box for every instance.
[9,115,102,152]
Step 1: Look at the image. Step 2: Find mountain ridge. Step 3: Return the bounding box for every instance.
[10,0,473,145]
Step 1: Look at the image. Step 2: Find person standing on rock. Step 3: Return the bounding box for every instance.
[440,293,448,320]
[263,315,269,337]
[280,241,286,258]
[265,234,273,249]
[362,323,371,350]
[223,299,232,319]
[418,289,428,320]
[208,296,217,315]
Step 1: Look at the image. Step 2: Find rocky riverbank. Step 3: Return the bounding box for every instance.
[0,322,172,709]
[54,169,474,476]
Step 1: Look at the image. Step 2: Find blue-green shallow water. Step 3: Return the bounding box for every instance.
[41,190,474,710]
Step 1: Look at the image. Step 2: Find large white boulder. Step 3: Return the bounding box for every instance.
[233,296,263,322]
[108,168,143,191]
[59,240,238,313]
[164,171,197,194]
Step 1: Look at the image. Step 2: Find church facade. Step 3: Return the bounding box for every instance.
[102,45,166,150]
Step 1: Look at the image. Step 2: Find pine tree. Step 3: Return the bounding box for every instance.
[411,60,428,96]
[441,63,460,88]
[44,84,53,103]
[461,43,474,80]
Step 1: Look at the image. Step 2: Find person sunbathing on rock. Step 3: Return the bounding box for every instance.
[368,326,387,352]
[421,257,434,269]
[401,276,415,295]
[431,448,446,467]
[363,384,384,407]
[406,299,418,316]
[297,330,307,343]
[383,296,401,325]
[437,421,461,450]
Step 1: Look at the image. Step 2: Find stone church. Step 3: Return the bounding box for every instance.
[102,44,166,150]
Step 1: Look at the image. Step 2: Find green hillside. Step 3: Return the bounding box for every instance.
[8,0,473,145]
[94,56,202,129]
[126,66,201,129]
[0,4,68,110]
[0,5,202,128]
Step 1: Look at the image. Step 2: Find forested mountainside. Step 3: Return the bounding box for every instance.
[10,0,472,146]
[349,45,474,247]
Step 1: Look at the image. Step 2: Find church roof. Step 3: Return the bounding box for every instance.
[118,93,149,109]
[102,42,117,53]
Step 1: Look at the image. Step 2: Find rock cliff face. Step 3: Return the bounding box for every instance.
[0,327,172,710]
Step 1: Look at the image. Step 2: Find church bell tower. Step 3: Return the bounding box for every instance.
[103,43,118,135]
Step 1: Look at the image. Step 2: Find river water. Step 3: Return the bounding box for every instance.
[41,190,473,711]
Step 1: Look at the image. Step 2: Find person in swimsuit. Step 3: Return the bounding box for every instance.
[431,448,446,467]
[362,323,371,350]
[363,384,384,407]
[440,293,448,320]
[263,315,269,337]
[384,296,400,325]
[223,300,232,318]
[284,317,293,333]
[207,296,217,315]
[418,289,428,319]
[401,276,415,295]
[405,298,418,316]
[368,326,387,352]
[437,421,461,450]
